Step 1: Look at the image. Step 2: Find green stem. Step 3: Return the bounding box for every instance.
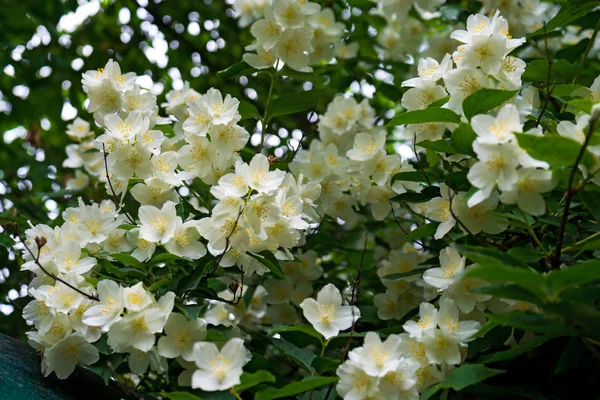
[320,338,330,357]
[259,61,278,154]
[520,210,549,255]
[573,17,600,85]
[562,230,600,253]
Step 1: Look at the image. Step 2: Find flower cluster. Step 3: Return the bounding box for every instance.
[243,0,355,71]
[17,3,600,398]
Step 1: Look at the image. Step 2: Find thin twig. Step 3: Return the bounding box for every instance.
[11,225,99,301]
[102,143,135,224]
[553,113,599,268]
[536,23,555,127]
[413,133,431,186]
[388,203,435,252]
[324,235,368,400]
[447,191,507,251]
[573,17,600,85]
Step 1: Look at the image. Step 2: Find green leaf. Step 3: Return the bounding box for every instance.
[547,260,600,295]
[428,96,450,108]
[392,171,431,183]
[248,251,285,279]
[271,337,316,373]
[515,133,596,168]
[271,324,323,341]
[486,311,577,336]
[472,284,545,305]
[255,376,339,400]
[150,253,183,265]
[478,333,565,364]
[464,264,547,301]
[523,59,577,84]
[217,61,256,80]
[554,337,586,375]
[567,98,598,114]
[234,371,276,393]
[161,392,203,400]
[420,364,505,400]
[267,89,325,119]
[551,84,588,97]
[111,253,145,270]
[389,186,440,203]
[386,107,460,127]
[239,101,260,120]
[462,89,518,120]
[311,356,340,374]
[450,123,477,156]
[529,0,600,37]
[416,139,458,154]
[382,268,428,280]
[506,247,543,263]
[405,223,438,242]
[281,66,328,85]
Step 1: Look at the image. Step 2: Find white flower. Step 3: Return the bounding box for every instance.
[46,283,86,314]
[251,8,281,50]
[122,282,153,312]
[272,0,306,29]
[401,82,448,110]
[66,117,92,141]
[243,47,278,69]
[66,170,90,191]
[107,307,167,352]
[209,122,250,154]
[203,88,240,126]
[402,54,452,87]
[346,131,386,161]
[336,360,381,400]
[191,338,251,391]
[158,313,207,361]
[44,334,99,379]
[299,283,360,339]
[164,218,207,259]
[237,154,286,193]
[454,191,508,235]
[454,35,508,74]
[107,142,153,180]
[138,201,178,243]
[82,280,124,330]
[52,239,96,275]
[437,297,480,342]
[423,184,456,240]
[104,112,149,142]
[378,357,419,399]
[471,104,523,144]
[178,136,218,179]
[422,247,466,290]
[467,141,519,207]
[276,27,314,72]
[130,178,178,207]
[421,328,462,365]
[444,68,491,114]
[499,168,554,215]
[403,302,437,339]
[183,98,212,136]
[348,332,403,377]
[446,265,491,313]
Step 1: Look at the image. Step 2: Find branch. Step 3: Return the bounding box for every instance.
[536,23,555,127]
[448,190,508,251]
[324,235,368,400]
[11,225,99,302]
[413,133,432,186]
[102,143,135,224]
[553,113,599,268]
